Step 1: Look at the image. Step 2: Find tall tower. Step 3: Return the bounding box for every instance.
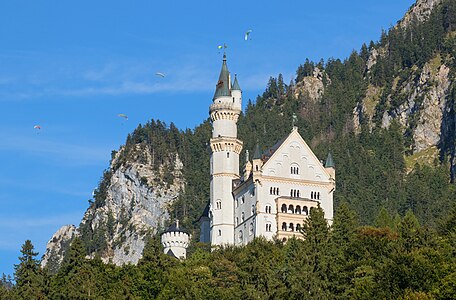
[209,54,243,246]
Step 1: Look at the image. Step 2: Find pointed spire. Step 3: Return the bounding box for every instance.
[325,152,335,168]
[213,53,231,99]
[232,74,241,91]
[253,144,261,160]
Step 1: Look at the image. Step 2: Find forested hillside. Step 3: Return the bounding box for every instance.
[3,0,456,298]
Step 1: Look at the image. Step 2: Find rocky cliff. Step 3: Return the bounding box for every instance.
[42,144,184,269]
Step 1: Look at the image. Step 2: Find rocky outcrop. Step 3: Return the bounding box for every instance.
[398,0,443,29]
[380,56,451,152]
[42,145,184,268]
[294,67,328,102]
[41,225,78,272]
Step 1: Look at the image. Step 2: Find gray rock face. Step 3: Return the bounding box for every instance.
[379,56,450,153]
[41,225,78,271]
[294,67,328,102]
[398,0,443,29]
[42,145,184,268]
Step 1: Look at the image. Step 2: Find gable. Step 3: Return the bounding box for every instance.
[262,129,331,182]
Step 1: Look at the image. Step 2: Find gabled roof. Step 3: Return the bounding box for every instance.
[262,128,332,180]
[213,53,231,99]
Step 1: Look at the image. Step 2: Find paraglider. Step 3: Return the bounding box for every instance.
[155,72,165,78]
[33,125,41,130]
[118,113,128,120]
[244,29,252,41]
[217,45,223,49]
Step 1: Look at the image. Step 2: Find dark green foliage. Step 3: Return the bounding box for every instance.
[13,240,46,299]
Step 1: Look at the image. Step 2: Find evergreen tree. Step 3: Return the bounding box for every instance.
[13,240,46,299]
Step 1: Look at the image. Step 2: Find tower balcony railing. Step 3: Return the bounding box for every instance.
[209,102,241,113]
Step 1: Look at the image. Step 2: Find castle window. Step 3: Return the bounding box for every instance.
[251,188,255,197]
[235,217,239,226]
[288,204,294,214]
[216,200,222,210]
[303,206,308,216]
[249,223,254,235]
[218,230,221,236]
[265,205,272,214]
[241,196,245,204]
[266,222,272,232]
[236,198,239,208]
[281,204,287,213]
[282,222,287,231]
[297,190,300,198]
[270,187,273,194]
[238,230,243,243]
[256,165,259,171]
[296,205,301,214]
[241,212,245,222]
[251,205,255,215]
[296,224,301,231]
[317,192,320,200]
[311,191,314,199]
[227,152,230,158]
[289,223,294,231]
[276,188,279,195]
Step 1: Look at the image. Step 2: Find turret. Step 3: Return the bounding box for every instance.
[252,144,263,174]
[325,152,335,180]
[243,150,252,180]
[161,220,190,260]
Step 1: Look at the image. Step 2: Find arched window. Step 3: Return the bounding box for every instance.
[235,198,239,208]
[290,166,293,174]
[296,224,301,231]
[266,222,272,232]
[303,206,308,216]
[311,191,314,199]
[296,167,299,174]
[251,205,255,215]
[277,187,279,195]
[297,190,300,198]
[227,152,230,158]
[249,223,254,235]
[281,204,287,213]
[282,222,287,231]
[270,187,273,194]
[296,205,301,214]
[238,230,243,243]
[289,223,294,231]
[241,196,245,204]
[317,192,320,200]
[282,237,287,243]
[288,204,294,214]
[216,200,222,210]
[218,230,222,236]
[256,165,259,171]
[265,205,272,214]
[290,190,293,197]
[241,212,245,222]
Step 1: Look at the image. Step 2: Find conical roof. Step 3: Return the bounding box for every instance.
[253,144,261,160]
[163,220,188,234]
[325,152,335,168]
[232,74,241,91]
[213,53,231,99]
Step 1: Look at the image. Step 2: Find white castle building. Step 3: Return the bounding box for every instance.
[161,220,190,259]
[200,54,335,246]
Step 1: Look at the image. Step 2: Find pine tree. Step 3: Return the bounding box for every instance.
[13,240,46,299]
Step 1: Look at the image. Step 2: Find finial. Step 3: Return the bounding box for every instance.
[292,113,298,129]
[176,219,180,229]
[223,52,227,61]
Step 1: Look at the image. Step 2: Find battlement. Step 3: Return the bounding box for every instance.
[209,101,242,114]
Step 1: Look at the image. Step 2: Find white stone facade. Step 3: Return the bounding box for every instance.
[161,220,190,259]
[205,55,335,247]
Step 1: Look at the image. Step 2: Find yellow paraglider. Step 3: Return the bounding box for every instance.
[118,114,128,120]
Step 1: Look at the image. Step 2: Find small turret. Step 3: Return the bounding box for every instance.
[243,150,252,180]
[252,144,262,173]
[161,220,190,259]
[325,152,335,180]
[231,74,242,110]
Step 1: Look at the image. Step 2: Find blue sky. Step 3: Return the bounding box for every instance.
[0,0,415,276]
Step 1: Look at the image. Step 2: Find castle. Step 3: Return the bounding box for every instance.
[199,54,336,247]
